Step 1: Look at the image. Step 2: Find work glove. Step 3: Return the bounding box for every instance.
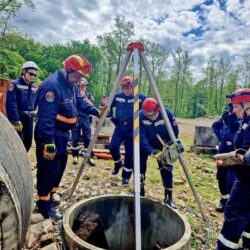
[98,105,108,118]
[43,143,56,160]
[214,149,245,167]
[150,149,163,161]
[13,121,23,132]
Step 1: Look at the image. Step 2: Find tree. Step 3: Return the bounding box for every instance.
[141,40,169,96]
[171,47,192,116]
[202,56,219,115]
[217,57,231,113]
[0,0,34,38]
[97,15,134,95]
[239,54,250,87]
[0,48,25,79]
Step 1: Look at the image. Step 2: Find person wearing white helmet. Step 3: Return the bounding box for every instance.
[6,61,38,151]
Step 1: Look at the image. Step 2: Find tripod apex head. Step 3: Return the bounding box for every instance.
[127,42,144,52]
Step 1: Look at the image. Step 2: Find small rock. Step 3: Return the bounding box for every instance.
[174,178,186,185]
[42,219,53,234]
[90,191,99,196]
[83,191,90,198]
[119,191,127,195]
[176,200,185,208]
[30,213,44,224]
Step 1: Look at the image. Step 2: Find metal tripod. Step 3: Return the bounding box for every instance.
[68,42,208,250]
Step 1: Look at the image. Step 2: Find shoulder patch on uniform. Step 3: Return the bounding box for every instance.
[8,83,14,91]
[45,91,55,102]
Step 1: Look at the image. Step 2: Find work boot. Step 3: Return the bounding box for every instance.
[215,199,228,213]
[122,178,129,185]
[73,156,78,165]
[47,208,63,221]
[87,158,96,167]
[112,161,123,175]
[52,193,61,207]
[164,189,176,209]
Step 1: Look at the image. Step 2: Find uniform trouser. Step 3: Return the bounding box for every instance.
[140,152,173,190]
[35,128,68,216]
[18,115,34,152]
[217,166,236,199]
[109,125,133,179]
[217,180,250,249]
[72,118,93,157]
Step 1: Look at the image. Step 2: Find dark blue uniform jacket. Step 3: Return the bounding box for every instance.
[35,70,98,144]
[110,92,146,127]
[234,116,250,182]
[6,77,37,122]
[212,112,239,153]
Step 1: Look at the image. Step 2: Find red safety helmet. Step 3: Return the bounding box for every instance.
[227,88,250,104]
[142,98,159,116]
[64,54,92,76]
[120,76,133,87]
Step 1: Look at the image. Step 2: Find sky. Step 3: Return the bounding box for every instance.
[14,0,250,80]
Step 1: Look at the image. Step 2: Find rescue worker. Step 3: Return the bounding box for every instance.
[72,77,95,166]
[212,104,239,212]
[35,54,105,220]
[215,89,250,250]
[140,98,179,208]
[109,76,146,185]
[6,61,38,152]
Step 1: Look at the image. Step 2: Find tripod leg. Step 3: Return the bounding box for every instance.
[139,50,208,222]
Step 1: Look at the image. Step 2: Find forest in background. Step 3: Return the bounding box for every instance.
[1,0,250,118]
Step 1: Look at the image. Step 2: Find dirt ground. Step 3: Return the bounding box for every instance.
[28,117,222,250]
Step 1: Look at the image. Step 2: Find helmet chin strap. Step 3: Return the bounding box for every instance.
[22,70,30,84]
[65,68,74,82]
[241,102,249,119]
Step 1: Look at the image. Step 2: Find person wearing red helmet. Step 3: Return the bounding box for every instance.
[216,89,250,250]
[109,76,146,185]
[35,55,103,221]
[140,98,179,208]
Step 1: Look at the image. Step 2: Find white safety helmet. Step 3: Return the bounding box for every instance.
[22,61,38,70]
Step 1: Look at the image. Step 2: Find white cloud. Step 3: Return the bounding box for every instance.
[12,0,250,80]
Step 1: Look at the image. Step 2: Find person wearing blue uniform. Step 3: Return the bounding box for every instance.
[109,76,146,185]
[139,98,179,208]
[72,77,95,166]
[35,55,104,220]
[212,105,239,212]
[6,61,38,152]
[216,89,250,250]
